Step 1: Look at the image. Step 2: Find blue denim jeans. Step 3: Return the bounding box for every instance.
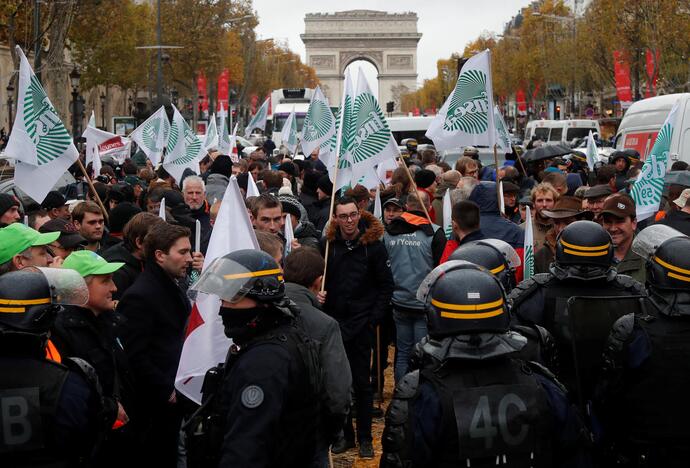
[393,309,428,383]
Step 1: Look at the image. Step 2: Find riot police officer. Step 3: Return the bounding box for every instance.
[597,226,690,466]
[448,239,556,368]
[509,221,645,397]
[0,267,105,466]
[185,249,321,468]
[380,261,590,468]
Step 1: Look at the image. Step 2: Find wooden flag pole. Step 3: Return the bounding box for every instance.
[76,159,109,223]
[400,159,434,224]
[493,144,504,215]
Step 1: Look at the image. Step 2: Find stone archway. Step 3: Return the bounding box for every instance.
[301,10,421,114]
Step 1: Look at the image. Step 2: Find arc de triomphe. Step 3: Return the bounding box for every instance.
[301,10,421,114]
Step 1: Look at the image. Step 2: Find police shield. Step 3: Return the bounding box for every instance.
[566,295,646,409]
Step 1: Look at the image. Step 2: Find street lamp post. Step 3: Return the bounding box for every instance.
[69,66,81,142]
[100,93,106,130]
[6,82,14,131]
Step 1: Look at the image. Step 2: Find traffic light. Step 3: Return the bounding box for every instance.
[386,101,394,113]
[555,105,561,119]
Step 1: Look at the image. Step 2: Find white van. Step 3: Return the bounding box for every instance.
[615,93,690,162]
[387,116,435,144]
[524,119,600,146]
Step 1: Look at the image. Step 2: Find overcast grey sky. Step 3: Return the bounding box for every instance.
[253,0,528,90]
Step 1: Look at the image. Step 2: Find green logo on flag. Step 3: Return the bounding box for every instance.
[524,244,534,279]
[173,126,201,165]
[23,75,73,165]
[142,119,163,153]
[350,93,389,164]
[303,101,333,142]
[168,119,179,152]
[444,70,489,134]
[631,120,672,208]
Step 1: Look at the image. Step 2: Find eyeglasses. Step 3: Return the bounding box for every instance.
[336,212,360,222]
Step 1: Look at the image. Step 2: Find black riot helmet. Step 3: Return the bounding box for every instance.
[417,261,509,338]
[448,239,520,293]
[554,221,613,277]
[0,267,88,336]
[647,237,690,291]
[189,249,285,304]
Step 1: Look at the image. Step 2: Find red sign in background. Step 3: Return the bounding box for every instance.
[613,50,633,106]
[217,69,229,112]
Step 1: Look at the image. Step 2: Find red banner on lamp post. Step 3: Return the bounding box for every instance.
[217,69,229,112]
[197,72,208,112]
[645,49,660,98]
[516,88,527,113]
[613,50,633,108]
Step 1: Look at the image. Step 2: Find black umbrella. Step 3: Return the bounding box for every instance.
[522,144,573,163]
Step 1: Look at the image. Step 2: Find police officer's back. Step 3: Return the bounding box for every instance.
[597,227,690,466]
[186,250,320,468]
[0,267,104,467]
[380,261,590,468]
[509,221,644,394]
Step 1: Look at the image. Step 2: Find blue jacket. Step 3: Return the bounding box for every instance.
[469,181,525,248]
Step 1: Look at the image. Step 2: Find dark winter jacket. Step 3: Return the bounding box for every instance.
[300,190,319,221]
[321,211,394,342]
[117,261,191,405]
[469,181,525,248]
[102,242,143,300]
[284,283,351,420]
[657,209,690,237]
[189,200,212,254]
[311,196,332,235]
[51,306,137,425]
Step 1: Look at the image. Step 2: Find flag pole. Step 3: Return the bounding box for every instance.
[76,159,109,223]
[493,143,503,216]
[400,159,433,224]
[376,325,383,409]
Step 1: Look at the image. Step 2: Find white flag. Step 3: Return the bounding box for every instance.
[244,97,269,139]
[301,85,336,158]
[203,113,218,151]
[494,106,512,154]
[281,106,298,155]
[373,184,382,219]
[443,189,452,239]
[585,130,598,171]
[228,122,239,163]
[163,104,202,184]
[4,47,79,203]
[246,172,260,198]
[158,197,166,220]
[130,106,169,166]
[83,111,102,176]
[284,211,295,255]
[631,101,680,221]
[175,176,259,404]
[218,103,232,156]
[524,205,534,280]
[83,113,132,176]
[499,180,505,215]
[328,69,355,192]
[348,67,399,183]
[426,49,497,152]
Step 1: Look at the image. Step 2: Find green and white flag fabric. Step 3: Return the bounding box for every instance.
[328,69,356,192]
[523,205,534,280]
[4,47,78,203]
[631,101,680,221]
[244,97,269,139]
[348,67,399,183]
[443,189,452,239]
[84,111,102,176]
[130,105,169,166]
[228,122,240,163]
[203,113,218,151]
[218,103,232,156]
[494,106,512,153]
[585,130,598,171]
[426,49,496,152]
[163,104,202,184]
[281,106,298,155]
[373,184,382,219]
[301,86,336,158]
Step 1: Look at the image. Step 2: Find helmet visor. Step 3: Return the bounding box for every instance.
[35,267,89,306]
[417,260,480,304]
[632,225,685,261]
[189,257,281,303]
[475,239,522,269]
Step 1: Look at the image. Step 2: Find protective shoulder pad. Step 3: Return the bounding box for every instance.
[395,369,420,400]
[508,274,550,306]
[525,360,568,394]
[63,356,104,397]
[614,274,646,295]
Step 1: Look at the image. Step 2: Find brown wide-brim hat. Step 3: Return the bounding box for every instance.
[542,195,594,220]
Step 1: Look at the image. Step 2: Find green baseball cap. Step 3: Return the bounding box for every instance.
[0,223,60,265]
[63,250,124,277]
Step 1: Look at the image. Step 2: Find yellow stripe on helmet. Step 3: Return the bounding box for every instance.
[654,256,690,276]
[439,308,504,320]
[563,248,608,257]
[0,306,26,313]
[223,268,283,280]
[0,297,51,306]
[489,264,506,275]
[560,239,610,252]
[431,297,503,311]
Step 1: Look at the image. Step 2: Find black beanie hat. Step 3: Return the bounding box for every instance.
[0,193,19,217]
[209,155,233,177]
[109,202,142,234]
[317,174,334,196]
[414,169,436,189]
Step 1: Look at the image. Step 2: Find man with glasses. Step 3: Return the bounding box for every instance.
[322,195,394,459]
[39,218,86,260]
